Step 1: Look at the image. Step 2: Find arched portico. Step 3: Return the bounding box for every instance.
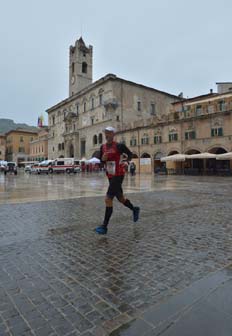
[153,152,166,173]
[206,146,229,174]
[139,153,152,173]
[184,149,202,173]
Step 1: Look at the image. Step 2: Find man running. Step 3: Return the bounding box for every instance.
[95,126,140,235]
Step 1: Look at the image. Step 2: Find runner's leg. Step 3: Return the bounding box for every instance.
[102,196,113,227]
[116,177,140,222]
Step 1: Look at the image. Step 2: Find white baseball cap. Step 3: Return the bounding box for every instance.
[104,126,116,132]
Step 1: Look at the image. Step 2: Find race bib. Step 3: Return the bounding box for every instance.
[106,161,116,175]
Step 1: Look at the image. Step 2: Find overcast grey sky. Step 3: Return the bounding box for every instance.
[0,0,231,125]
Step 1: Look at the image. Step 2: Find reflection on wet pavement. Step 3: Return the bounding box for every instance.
[1,171,231,204]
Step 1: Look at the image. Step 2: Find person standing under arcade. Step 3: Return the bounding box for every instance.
[95,127,140,235]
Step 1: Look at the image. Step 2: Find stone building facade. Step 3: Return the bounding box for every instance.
[0,135,6,160]
[46,38,180,160]
[115,84,232,173]
[5,129,38,165]
[29,127,49,162]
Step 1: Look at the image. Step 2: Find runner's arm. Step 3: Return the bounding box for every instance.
[117,143,133,161]
[95,145,105,163]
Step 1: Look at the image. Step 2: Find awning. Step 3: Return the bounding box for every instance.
[216,152,232,160]
[161,154,186,162]
[87,157,100,164]
[187,153,217,159]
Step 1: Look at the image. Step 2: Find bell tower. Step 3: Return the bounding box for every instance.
[69,37,93,96]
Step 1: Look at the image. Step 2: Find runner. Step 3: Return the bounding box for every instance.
[95,126,140,235]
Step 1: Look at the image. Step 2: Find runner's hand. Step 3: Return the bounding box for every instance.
[102,153,108,161]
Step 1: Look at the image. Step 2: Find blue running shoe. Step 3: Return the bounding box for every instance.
[95,226,107,235]
[133,207,140,222]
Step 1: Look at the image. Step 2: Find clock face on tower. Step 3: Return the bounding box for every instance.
[71,75,75,84]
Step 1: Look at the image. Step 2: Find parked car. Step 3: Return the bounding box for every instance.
[24,164,33,172]
[0,161,7,172]
[29,163,40,174]
[4,162,17,175]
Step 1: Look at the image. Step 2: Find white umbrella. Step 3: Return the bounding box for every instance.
[161,154,186,162]
[88,157,100,164]
[187,153,217,159]
[216,152,232,160]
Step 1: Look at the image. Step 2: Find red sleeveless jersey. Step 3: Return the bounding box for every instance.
[102,142,125,178]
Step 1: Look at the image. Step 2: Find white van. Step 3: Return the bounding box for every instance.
[37,160,54,174]
[47,158,74,174]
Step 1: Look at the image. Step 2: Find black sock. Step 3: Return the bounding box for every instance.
[103,207,113,227]
[123,199,134,211]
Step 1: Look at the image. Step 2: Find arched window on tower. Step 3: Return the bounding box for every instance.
[93,135,98,145]
[82,62,87,74]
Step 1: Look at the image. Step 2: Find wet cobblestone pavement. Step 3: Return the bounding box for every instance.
[1,174,232,335]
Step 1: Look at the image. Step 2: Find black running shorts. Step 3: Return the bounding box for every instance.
[107,176,124,199]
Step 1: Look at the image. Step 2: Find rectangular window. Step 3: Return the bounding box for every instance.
[218,100,225,111]
[196,105,203,116]
[169,133,178,142]
[130,139,137,146]
[91,98,94,110]
[150,103,156,115]
[141,137,149,145]
[84,102,86,112]
[99,94,103,105]
[18,147,25,153]
[185,131,196,140]
[20,136,24,142]
[154,135,162,144]
[137,101,141,111]
[211,127,223,137]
